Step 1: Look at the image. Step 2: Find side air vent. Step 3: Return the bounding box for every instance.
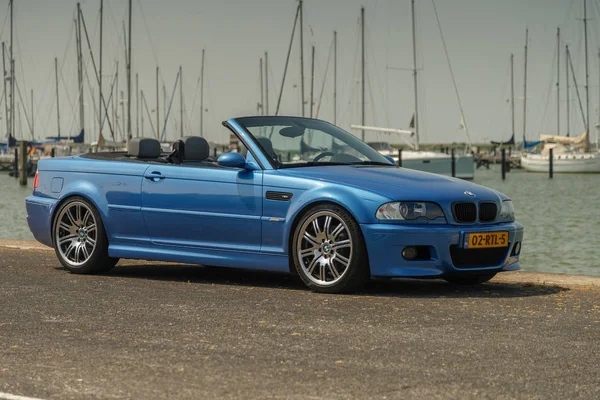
[266,191,293,201]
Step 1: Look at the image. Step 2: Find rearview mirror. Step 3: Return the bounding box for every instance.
[218,152,249,169]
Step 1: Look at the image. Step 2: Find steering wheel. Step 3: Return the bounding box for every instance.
[312,151,335,163]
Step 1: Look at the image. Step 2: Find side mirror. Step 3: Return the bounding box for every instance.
[384,155,396,164]
[217,152,249,169]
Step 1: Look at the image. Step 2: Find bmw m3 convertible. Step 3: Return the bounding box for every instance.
[26,116,523,293]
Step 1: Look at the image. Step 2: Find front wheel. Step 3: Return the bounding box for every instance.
[444,273,496,285]
[53,196,119,274]
[291,204,369,293]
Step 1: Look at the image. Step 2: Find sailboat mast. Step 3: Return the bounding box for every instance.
[115,62,119,139]
[140,90,144,136]
[136,73,139,137]
[2,43,9,140]
[583,0,589,134]
[179,65,183,137]
[120,90,125,141]
[264,51,269,115]
[511,53,515,139]
[10,0,14,140]
[99,0,103,143]
[200,49,205,136]
[523,28,528,142]
[127,0,132,145]
[55,57,61,139]
[163,84,166,133]
[566,45,570,136]
[274,4,300,116]
[361,6,365,141]
[333,30,337,125]
[597,48,600,150]
[411,0,419,149]
[30,89,33,138]
[556,27,560,135]
[156,66,159,139]
[259,58,263,115]
[77,3,84,136]
[299,0,305,117]
[310,45,315,118]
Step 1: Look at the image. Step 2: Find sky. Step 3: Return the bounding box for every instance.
[3,0,600,145]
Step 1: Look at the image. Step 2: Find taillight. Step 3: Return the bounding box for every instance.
[33,172,39,189]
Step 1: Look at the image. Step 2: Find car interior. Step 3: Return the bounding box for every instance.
[82,135,248,168]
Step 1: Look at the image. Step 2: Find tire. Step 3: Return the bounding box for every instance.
[291,203,369,293]
[53,196,119,274]
[444,273,496,285]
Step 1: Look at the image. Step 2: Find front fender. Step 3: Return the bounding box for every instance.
[281,185,391,253]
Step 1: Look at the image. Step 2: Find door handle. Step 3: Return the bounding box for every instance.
[144,171,165,182]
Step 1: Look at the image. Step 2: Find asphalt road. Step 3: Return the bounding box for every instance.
[1,244,599,400]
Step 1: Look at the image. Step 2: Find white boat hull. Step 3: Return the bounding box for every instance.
[521,153,600,173]
[390,151,475,180]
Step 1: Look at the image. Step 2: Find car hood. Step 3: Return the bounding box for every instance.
[277,166,504,202]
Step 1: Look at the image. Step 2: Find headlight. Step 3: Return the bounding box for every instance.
[376,201,445,220]
[500,200,515,221]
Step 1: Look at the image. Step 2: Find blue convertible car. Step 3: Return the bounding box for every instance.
[26,116,523,293]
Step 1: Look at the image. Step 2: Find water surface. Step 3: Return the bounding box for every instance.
[1,166,598,276]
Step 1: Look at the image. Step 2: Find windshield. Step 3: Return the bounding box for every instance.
[367,142,394,151]
[236,117,394,168]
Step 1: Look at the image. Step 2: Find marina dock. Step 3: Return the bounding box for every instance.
[1,240,599,399]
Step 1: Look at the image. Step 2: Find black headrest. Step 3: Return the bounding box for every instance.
[256,137,273,155]
[128,137,161,158]
[182,136,209,161]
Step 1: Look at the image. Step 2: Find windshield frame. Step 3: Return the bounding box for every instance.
[234,116,396,169]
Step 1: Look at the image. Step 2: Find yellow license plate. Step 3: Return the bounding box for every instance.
[465,232,509,249]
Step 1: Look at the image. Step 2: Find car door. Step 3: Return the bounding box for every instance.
[141,162,263,252]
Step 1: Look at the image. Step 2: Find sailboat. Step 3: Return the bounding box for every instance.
[521,0,600,173]
[352,0,474,180]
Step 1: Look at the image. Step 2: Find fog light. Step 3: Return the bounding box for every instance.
[512,242,521,256]
[402,246,418,260]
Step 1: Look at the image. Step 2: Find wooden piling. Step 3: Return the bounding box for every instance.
[13,146,18,178]
[549,148,553,178]
[501,148,506,180]
[18,141,27,186]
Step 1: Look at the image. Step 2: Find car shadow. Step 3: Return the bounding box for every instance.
[66,262,567,299]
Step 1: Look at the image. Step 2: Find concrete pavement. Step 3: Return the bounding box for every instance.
[0,241,599,399]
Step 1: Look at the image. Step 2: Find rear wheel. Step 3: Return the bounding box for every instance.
[444,273,496,285]
[291,204,369,293]
[53,196,118,274]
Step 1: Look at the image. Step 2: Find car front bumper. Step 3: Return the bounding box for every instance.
[360,222,524,278]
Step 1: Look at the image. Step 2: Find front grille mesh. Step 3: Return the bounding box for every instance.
[452,202,498,223]
[452,202,476,223]
[479,202,497,222]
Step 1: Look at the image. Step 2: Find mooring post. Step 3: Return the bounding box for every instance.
[18,141,28,186]
[549,148,553,178]
[451,149,456,177]
[501,148,506,180]
[13,146,18,178]
[398,148,402,167]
